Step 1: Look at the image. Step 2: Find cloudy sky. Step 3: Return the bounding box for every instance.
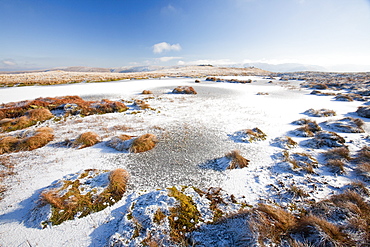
[1,0,370,71]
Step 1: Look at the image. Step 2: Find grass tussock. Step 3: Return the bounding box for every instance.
[134,99,151,110]
[40,168,129,226]
[0,127,54,154]
[283,151,318,174]
[73,132,101,149]
[323,147,350,161]
[0,96,128,130]
[142,90,153,94]
[130,134,158,153]
[251,204,297,245]
[226,150,250,169]
[292,119,321,137]
[292,215,351,246]
[172,86,197,94]
[326,159,346,174]
[0,108,54,132]
[304,108,336,117]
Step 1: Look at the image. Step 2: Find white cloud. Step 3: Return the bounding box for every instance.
[153,42,182,54]
[2,60,17,66]
[158,56,182,62]
[180,59,236,66]
[160,4,178,15]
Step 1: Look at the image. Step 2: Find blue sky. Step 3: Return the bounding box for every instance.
[1,0,370,71]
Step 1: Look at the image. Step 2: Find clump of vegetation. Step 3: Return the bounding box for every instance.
[357,106,370,118]
[323,147,350,161]
[334,94,354,101]
[323,117,364,133]
[205,77,252,83]
[256,92,269,95]
[288,184,309,198]
[291,119,321,137]
[305,130,345,148]
[250,203,297,245]
[168,186,201,244]
[172,86,197,94]
[0,127,54,154]
[0,96,128,130]
[304,108,336,117]
[107,133,158,153]
[134,99,151,110]
[40,168,129,226]
[73,131,101,149]
[226,150,250,169]
[271,136,298,149]
[130,134,158,153]
[283,151,318,174]
[0,108,54,132]
[141,90,153,94]
[231,127,267,143]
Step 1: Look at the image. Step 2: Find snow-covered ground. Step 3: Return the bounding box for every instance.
[0,76,368,246]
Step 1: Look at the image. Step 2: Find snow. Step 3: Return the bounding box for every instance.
[0,76,368,246]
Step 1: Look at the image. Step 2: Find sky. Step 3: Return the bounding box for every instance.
[1,0,370,71]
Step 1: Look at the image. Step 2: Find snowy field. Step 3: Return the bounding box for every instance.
[0,76,369,246]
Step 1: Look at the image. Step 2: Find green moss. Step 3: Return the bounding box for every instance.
[168,186,200,243]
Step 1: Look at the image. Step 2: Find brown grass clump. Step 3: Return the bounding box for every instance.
[0,96,128,131]
[0,127,54,154]
[142,90,153,94]
[0,108,53,132]
[292,215,351,246]
[226,150,250,169]
[73,132,101,149]
[130,134,158,153]
[283,151,318,174]
[106,168,129,197]
[40,168,129,226]
[323,147,351,161]
[326,159,346,174]
[172,86,197,94]
[251,204,297,245]
[134,99,151,110]
[17,127,54,152]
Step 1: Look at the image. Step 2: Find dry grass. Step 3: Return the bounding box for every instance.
[323,147,350,161]
[0,127,54,154]
[107,168,129,196]
[0,108,53,132]
[134,99,151,110]
[0,156,15,200]
[226,150,250,169]
[305,108,336,117]
[1,96,128,120]
[73,132,101,149]
[283,151,318,174]
[130,134,158,153]
[40,168,129,226]
[326,159,346,174]
[142,90,153,94]
[172,86,197,94]
[251,204,297,245]
[243,127,267,142]
[292,215,351,246]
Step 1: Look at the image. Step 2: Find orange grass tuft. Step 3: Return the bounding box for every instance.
[226,150,250,169]
[0,127,54,154]
[130,134,158,153]
[73,132,101,149]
